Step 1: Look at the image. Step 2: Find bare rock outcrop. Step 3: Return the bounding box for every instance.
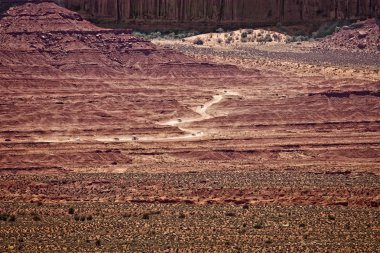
[63,0,380,31]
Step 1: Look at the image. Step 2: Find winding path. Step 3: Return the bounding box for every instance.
[137,90,240,142]
[33,90,240,143]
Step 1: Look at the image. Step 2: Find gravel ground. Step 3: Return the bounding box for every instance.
[161,42,380,69]
[1,202,379,252]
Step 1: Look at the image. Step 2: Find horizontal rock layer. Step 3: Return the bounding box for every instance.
[63,0,380,30]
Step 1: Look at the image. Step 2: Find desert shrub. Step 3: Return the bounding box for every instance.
[68,207,75,215]
[162,32,176,39]
[0,213,9,221]
[299,223,306,228]
[148,31,162,39]
[142,213,150,220]
[217,38,223,44]
[80,216,86,221]
[328,215,336,221]
[242,204,249,210]
[193,38,204,45]
[225,212,236,217]
[241,31,248,38]
[225,36,233,44]
[87,215,93,221]
[295,35,309,42]
[176,32,188,39]
[285,36,297,43]
[95,239,101,247]
[216,28,224,33]
[186,31,199,37]
[178,213,186,219]
[32,215,41,221]
[8,215,16,222]
[253,223,264,229]
[257,35,272,43]
[256,37,266,43]
[312,20,350,38]
[264,34,273,42]
[276,22,287,33]
[132,31,145,38]
[294,30,307,36]
[348,22,364,29]
[247,29,254,35]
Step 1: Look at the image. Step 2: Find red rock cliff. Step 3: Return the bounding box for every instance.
[63,0,380,30]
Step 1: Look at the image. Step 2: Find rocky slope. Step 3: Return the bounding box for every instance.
[0,2,234,78]
[64,0,380,31]
[321,18,380,52]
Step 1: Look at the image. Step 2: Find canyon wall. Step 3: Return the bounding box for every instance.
[63,0,380,31]
[3,1,380,30]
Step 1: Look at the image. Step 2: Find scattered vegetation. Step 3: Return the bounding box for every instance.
[0,213,16,222]
[68,207,75,215]
[32,214,41,221]
[0,213,10,221]
[225,36,233,44]
[312,20,351,38]
[193,37,204,45]
[253,223,264,229]
[216,28,224,33]
[241,31,248,38]
[257,34,273,43]
[225,212,236,217]
[133,30,200,40]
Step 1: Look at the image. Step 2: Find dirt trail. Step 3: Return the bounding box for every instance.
[145,90,240,142]
[31,90,240,143]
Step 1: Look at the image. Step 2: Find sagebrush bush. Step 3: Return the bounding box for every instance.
[193,38,204,45]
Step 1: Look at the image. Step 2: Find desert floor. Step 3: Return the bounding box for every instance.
[0,3,379,252]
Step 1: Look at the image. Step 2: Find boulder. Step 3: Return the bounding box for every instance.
[357,43,367,49]
[358,31,368,39]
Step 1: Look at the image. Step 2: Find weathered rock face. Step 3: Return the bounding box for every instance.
[0,0,64,13]
[63,0,380,31]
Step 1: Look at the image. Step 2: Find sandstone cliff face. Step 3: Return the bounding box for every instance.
[64,0,380,30]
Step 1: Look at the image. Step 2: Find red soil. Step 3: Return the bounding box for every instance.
[0,3,379,208]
